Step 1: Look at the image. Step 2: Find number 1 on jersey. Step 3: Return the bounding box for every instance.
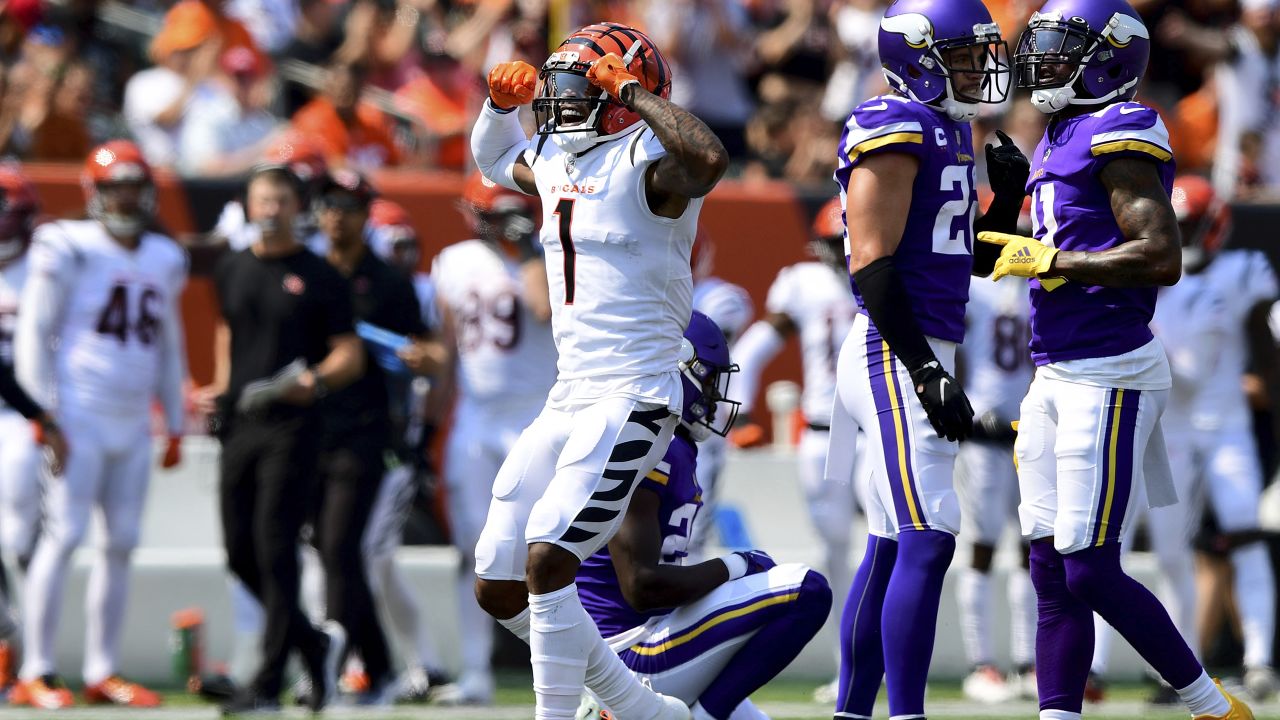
[553,198,577,305]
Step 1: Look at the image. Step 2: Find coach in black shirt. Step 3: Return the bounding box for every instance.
[197,165,362,715]
[309,169,431,701]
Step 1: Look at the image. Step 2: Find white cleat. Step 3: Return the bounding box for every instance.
[1244,665,1279,702]
[962,665,1015,703]
[1009,667,1038,701]
[575,693,614,720]
[812,678,840,704]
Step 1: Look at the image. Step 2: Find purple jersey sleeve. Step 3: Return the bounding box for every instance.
[1025,101,1175,365]
[835,94,975,344]
[577,434,703,638]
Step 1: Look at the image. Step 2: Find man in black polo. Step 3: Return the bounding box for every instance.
[198,165,362,715]
[310,169,435,704]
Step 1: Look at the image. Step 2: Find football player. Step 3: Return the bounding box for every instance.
[729,197,857,694]
[429,171,556,704]
[979,2,1253,718]
[954,268,1036,703]
[575,311,832,720]
[685,228,753,559]
[824,1,1021,719]
[1090,175,1279,703]
[13,141,187,708]
[470,21,728,720]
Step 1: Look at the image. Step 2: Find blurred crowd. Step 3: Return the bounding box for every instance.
[0,0,1276,195]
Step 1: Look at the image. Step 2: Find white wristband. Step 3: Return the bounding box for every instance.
[720,553,748,581]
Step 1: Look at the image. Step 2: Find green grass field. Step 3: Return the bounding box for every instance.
[0,676,1272,719]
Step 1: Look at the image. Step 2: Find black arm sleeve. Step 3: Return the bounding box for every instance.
[972,194,1022,277]
[851,256,937,373]
[0,362,43,420]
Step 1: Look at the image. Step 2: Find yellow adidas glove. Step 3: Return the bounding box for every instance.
[977,231,1065,289]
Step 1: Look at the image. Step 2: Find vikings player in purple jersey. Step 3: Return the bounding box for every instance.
[825,1,1025,719]
[973,1,1253,719]
[575,311,831,720]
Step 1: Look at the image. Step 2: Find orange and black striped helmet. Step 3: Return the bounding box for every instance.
[533,22,672,139]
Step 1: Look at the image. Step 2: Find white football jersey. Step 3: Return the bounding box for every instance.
[1155,249,1278,431]
[960,276,1033,419]
[432,240,557,406]
[693,276,753,344]
[764,261,857,425]
[0,256,26,413]
[28,220,187,416]
[525,126,702,410]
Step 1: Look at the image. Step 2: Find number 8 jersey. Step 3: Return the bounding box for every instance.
[22,219,187,415]
[835,93,976,343]
[525,126,702,411]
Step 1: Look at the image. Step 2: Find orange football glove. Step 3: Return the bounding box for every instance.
[487,60,537,110]
[728,422,767,449]
[586,53,640,100]
[162,435,182,469]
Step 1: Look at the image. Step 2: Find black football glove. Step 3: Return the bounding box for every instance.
[985,129,1030,200]
[909,360,975,442]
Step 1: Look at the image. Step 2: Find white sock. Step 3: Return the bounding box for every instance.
[82,545,132,685]
[956,566,994,667]
[1090,612,1112,675]
[529,585,592,720]
[299,544,326,625]
[1176,671,1230,717]
[728,699,770,720]
[1008,567,1037,668]
[1039,711,1081,720]
[584,628,668,719]
[457,561,493,677]
[21,529,76,680]
[692,701,717,720]
[1232,543,1275,668]
[498,606,531,642]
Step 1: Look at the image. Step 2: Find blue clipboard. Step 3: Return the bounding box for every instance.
[356,321,412,377]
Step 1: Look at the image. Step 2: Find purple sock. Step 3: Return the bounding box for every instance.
[835,535,897,718]
[698,570,832,719]
[1029,540,1093,713]
[881,529,954,718]
[1063,543,1202,689]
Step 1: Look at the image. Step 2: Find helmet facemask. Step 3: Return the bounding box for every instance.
[880,13,1011,122]
[678,338,741,442]
[90,180,155,239]
[533,64,617,154]
[1015,10,1149,114]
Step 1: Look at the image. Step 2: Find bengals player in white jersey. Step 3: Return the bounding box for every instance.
[470,21,727,720]
[12,141,187,709]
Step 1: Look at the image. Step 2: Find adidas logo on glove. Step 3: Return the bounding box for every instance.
[1008,246,1037,264]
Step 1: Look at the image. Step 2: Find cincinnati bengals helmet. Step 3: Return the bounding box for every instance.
[1170,174,1229,272]
[368,199,420,274]
[0,166,38,266]
[460,171,537,247]
[533,22,671,142]
[82,140,155,238]
[810,197,845,270]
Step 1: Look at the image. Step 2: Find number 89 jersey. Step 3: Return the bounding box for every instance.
[525,126,702,409]
[29,219,187,414]
[961,276,1032,419]
[836,94,975,344]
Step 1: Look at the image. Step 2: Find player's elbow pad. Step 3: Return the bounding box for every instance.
[471,101,529,193]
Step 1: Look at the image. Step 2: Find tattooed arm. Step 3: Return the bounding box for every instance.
[620,83,729,218]
[1047,157,1182,287]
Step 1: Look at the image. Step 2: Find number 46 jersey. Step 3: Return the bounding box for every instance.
[525,126,702,410]
[22,219,187,415]
[836,94,976,343]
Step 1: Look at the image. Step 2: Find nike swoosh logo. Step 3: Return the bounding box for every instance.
[939,378,949,402]
[864,102,888,111]
[1119,106,1144,114]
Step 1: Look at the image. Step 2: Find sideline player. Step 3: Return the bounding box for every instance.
[1090,174,1279,703]
[825,1,1021,718]
[729,197,856,695]
[576,311,832,720]
[430,171,556,704]
[954,270,1036,702]
[470,21,727,719]
[13,141,187,708]
[981,2,1253,717]
[685,229,753,558]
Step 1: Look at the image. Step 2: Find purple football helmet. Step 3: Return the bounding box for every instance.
[1014,0,1150,114]
[678,311,741,442]
[878,0,1011,122]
